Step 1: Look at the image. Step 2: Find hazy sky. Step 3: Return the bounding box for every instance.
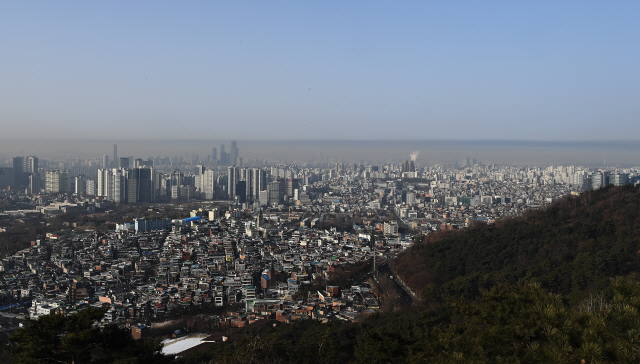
[2,2,639,141]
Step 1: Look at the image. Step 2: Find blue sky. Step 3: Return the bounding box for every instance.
[1,1,639,140]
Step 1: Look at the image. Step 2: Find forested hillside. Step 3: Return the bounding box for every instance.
[395,184,640,303]
[179,278,640,363]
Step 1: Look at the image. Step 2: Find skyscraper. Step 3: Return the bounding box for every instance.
[235,180,246,203]
[258,190,269,207]
[13,157,24,186]
[268,181,282,206]
[202,170,216,200]
[231,140,239,166]
[85,180,95,196]
[113,144,118,168]
[127,167,154,203]
[111,168,126,203]
[24,156,38,174]
[242,168,252,202]
[97,169,108,197]
[28,174,40,195]
[252,168,266,201]
[75,176,86,196]
[97,168,127,202]
[228,166,239,200]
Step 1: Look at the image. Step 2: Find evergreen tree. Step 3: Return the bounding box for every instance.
[9,307,173,364]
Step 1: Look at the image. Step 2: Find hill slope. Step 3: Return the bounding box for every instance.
[395,184,640,303]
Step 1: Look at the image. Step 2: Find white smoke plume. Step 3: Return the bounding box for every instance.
[410,151,420,161]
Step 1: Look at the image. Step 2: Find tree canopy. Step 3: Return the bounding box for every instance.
[9,307,172,364]
[394,185,640,304]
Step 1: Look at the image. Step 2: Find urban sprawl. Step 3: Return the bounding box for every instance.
[0,141,637,351]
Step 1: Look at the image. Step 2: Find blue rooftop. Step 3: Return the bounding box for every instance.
[183,216,202,222]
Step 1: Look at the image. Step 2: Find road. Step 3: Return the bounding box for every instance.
[370,260,419,312]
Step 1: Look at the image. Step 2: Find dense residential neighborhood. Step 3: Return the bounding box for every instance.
[1,145,639,357]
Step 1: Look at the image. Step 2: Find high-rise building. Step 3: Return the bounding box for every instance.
[28,174,39,195]
[45,170,70,194]
[97,169,108,197]
[285,178,299,200]
[258,190,269,206]
[227,166,239,200]
[75,176,86,196]
[242,168,252,202]
[235,180,247,203]
[610,173,630,186]
[231,140,239,166]
[98,168,127,202]
[103,155,110,169]
[202,170,216,200]
[12,157,24,185]
[170,171,184,188]
[110,168,127,203]
[11,156,39,188]
[119,157,130,169]
[127,167,154,203]
[211,147,217,162]
[252,168,266,201]
[590,171,609,190]
[220,144,226,164]
[24,156,38,174]
[268,181,282,206]
[85,179,95,196]
[154,170,166,198]
[113,144,118,168]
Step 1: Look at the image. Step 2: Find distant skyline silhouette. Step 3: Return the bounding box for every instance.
[1,139,638,168]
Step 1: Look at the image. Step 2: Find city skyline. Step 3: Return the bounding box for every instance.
[1,138,640,168]
[2,2,639,141]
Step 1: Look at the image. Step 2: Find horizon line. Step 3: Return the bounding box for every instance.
[2,138,640,143]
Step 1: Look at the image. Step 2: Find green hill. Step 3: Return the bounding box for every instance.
[394,184,640,304]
